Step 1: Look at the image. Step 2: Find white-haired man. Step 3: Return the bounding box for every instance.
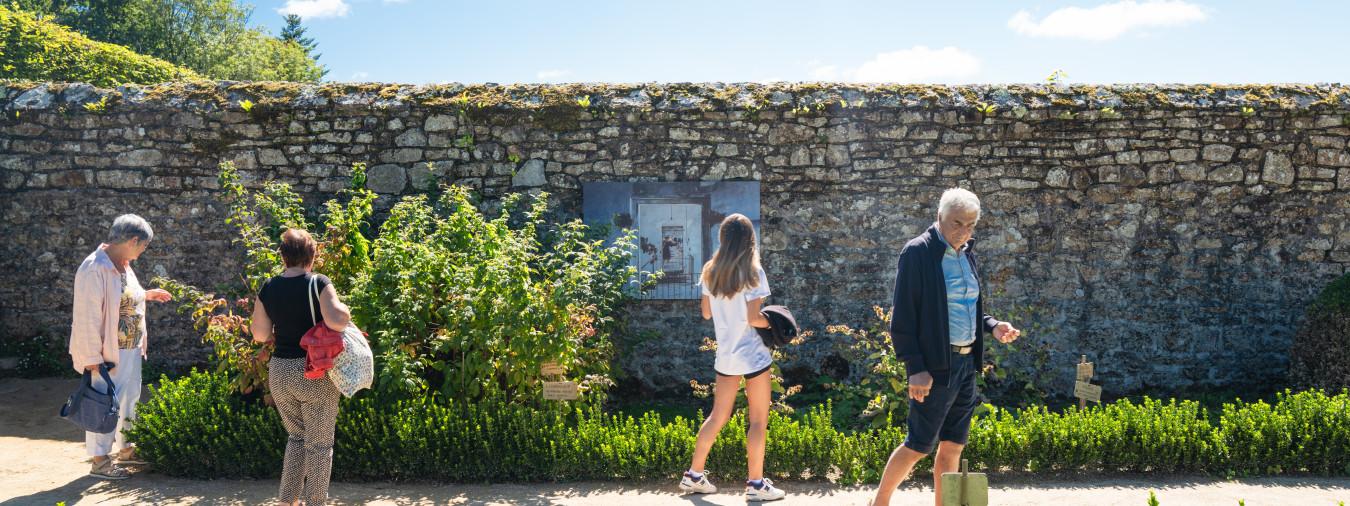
[870,188,1021,506]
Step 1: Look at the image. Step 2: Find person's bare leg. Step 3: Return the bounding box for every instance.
[688,374,742,473]
[743,372,772,481]
[871,444,928,506]
[931,441,965,506]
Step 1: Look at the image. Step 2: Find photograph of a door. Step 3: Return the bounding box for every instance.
[581,181,759,300]
[637,203,703,299]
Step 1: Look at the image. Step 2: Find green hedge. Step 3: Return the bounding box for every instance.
[129,370,1350,483]
[0,5,197,86]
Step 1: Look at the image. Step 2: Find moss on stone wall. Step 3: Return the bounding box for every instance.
[7,81,1347,118]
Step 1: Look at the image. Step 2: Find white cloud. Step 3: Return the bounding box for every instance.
[350,71,370,81]
[277,0,350,19]
[382,0,408,3]
[536,69,572,82]
[809,65,839,81]
[1008,0,1206,41]
[844,46,981,83]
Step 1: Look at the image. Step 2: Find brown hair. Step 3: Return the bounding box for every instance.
[700,214,760,298]
[279,228,317,268]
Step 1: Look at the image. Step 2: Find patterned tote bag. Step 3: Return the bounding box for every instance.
[309,275,375,397]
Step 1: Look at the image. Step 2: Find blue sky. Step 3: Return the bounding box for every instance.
[251,0,1349,85]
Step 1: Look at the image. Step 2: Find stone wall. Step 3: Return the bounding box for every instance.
[2,81,1348,396]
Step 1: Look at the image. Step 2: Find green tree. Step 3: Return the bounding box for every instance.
[278,14,326,78]
[210,29,325,82]
[11,0,323,82]
[0,4,198,86]
[9,0,135,43]
[280,14,315,54]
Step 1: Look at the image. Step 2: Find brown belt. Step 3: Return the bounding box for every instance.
[951,344,973,354]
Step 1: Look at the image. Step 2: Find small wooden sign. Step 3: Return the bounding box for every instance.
[540,361,566,376]
[1074,355,1102,408]
[543,381,579,400]
[940,459,988,506]
[1074,381,1103,403]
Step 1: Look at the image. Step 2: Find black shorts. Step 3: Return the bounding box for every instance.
[716,364,771,380]
[902,352,977,454]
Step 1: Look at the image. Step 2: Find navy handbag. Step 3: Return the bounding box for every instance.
[59,363,120,434]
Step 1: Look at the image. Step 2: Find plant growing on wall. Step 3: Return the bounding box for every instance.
[456,133,475,150]
[1046,69,1068,86]
[81,95,112,114]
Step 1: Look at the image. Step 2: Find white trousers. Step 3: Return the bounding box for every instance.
[85,348,142,457]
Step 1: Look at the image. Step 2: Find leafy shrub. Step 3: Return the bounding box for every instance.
[129,369,286,477]
[131,370,1350,482]
[158,161,640,408]
[977,298,1060,407]
[346,185,639,405]
[0,5,197,86]
[12,0,323,82]
[821,306,909,430]
[133,370,893,482]
[968,398,1214,473]
[156,161,372,398]
[0,334,65,377]
[1214,389,1350,476]
[806,300,1057,431]
[1290,273,1350,391]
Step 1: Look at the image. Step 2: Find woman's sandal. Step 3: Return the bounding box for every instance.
[115,447,148,466]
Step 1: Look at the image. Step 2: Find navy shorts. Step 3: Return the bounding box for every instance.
[716,364,771,380]
[902,351,977,454]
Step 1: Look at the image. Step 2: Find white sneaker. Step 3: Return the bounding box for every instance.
[746,478,786,501]
[680,471,717,494]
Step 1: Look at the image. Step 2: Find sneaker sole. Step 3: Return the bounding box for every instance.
[679,485,716,494]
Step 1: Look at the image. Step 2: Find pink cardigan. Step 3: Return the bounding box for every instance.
[68,247,147,372]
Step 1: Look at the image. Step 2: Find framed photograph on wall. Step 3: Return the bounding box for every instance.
[582,182,761,300]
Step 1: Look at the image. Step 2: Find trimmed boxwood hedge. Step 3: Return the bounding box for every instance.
[1,5,197,86]
[128,370,1350,483]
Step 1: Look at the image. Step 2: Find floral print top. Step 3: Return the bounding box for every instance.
[117,269,146,349]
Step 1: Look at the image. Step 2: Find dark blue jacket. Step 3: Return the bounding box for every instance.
[890,224,1001,385]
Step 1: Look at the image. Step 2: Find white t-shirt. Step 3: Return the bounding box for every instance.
[701,267,773,376]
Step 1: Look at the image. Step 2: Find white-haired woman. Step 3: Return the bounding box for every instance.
[68,214,172,479]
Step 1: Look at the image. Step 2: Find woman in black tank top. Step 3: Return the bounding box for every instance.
[249,229,351,505]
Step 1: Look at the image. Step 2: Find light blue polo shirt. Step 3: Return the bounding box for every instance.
[935,229,979,347]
